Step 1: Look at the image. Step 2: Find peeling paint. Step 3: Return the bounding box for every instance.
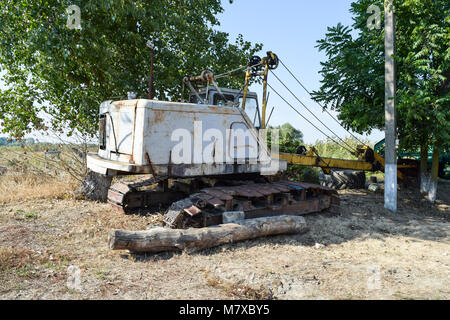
[88,99,278,177]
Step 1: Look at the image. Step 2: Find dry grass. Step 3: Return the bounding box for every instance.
[0,247,36,271]
[0,173,76,204]
[0,170,449,300]
[0,246,55,282]
[203,270,274,300]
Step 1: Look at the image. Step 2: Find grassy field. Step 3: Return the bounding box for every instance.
[0,148,449,300]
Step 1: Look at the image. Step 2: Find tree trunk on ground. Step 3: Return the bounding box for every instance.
[420,141,429,193]
[108,215,308,253]
[427,146,440,203]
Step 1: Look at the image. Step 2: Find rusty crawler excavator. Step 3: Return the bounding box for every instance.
[86,51,417,229]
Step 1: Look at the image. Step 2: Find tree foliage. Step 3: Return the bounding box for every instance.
[311,0,449,153]
[267,122,318,183]
[312,137,371,160]
[268,122,304,153]
[0,0,262,138]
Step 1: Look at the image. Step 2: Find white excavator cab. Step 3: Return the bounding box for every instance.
[87,93,283,178]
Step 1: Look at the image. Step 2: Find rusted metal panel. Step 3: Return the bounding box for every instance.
[201,188,234,201]
[194,193,224,207]
[233,185,263,198]
[140,100,255,166]
[257,184,286,195]
[107,189,126,204]
[109,183,132,194]
[184,206,201,216]
[215,187,239,197]
[270,183,292,193]
[206,197,224,207]
[88,99,281,178]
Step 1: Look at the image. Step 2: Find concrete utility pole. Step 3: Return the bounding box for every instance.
[384,0,397,212]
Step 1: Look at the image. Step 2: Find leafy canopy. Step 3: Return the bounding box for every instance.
[312,0,449,152]
[0,0,262,138]
[268,123,304,154]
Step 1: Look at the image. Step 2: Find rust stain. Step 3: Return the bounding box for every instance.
[152,107,237,115]
[184,206,202,216]
[153,110,166,124]
[208,106,232,113]
[113,101,137,107]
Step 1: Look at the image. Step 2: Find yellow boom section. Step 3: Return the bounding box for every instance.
[276,153,374,173]
[274,148,416,180]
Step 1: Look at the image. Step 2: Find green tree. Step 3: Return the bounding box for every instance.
[269,123,304,153]
[0,0,262,138]
[267,123,318,183]
[312,0,449,201]
[312,137,371,160]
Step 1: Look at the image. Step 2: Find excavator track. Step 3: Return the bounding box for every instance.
[107,175,339,226]
[163,180,339,229]
[107,175,185,213]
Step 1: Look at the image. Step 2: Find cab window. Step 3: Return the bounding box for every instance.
[239,97,261,128]
[189,94,206,104]
[213,93,235,106]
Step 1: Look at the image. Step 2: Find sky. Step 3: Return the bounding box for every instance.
[0,0,385,145]
[216,0,384,144]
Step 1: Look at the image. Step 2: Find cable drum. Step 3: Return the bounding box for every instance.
[266,52,279,70]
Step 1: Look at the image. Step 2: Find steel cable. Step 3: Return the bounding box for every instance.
[278,59,367,146]
[270,70,358,154]
[267,82,357,155]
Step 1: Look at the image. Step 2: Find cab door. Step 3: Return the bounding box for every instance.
[108,102,136,156]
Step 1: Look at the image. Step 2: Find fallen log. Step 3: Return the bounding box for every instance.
[108,215,308,253]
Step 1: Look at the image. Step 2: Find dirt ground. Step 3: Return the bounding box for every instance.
[0,178,448,300]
